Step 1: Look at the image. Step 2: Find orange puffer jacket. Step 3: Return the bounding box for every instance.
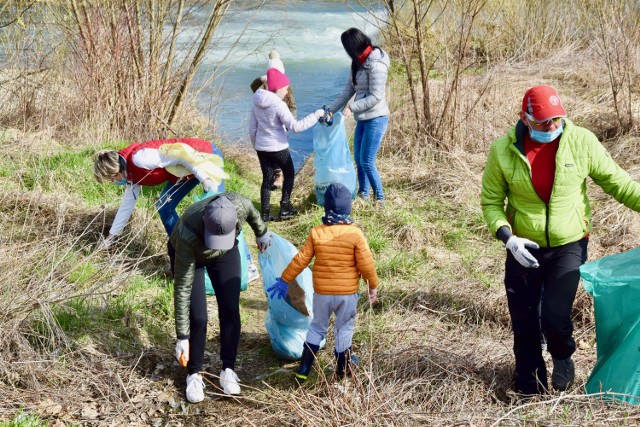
[281,223,378,295]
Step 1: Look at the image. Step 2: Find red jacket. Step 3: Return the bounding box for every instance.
[119,138,212,186]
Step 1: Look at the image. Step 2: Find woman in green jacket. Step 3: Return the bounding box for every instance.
[169,192,272,403]
[481,85,640,396]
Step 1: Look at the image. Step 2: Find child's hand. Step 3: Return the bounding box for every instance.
[368,288,378,305]
[343,107,352,117]
[267,277,288,300]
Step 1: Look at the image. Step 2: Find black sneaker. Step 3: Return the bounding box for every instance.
[279,202,298,220]
[551,357,575,391]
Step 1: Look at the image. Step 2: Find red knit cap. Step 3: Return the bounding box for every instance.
[266,68,290,91]
[521,85,567,121]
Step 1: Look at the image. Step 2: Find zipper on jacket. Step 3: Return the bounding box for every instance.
[544,204,550,247]
[512,143,551,247]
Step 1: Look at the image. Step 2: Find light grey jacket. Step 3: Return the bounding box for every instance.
[249,89,319,152]
[329,48,390,121]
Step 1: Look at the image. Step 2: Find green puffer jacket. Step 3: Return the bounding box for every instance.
[170,192,268,339]
[481,119,640,248]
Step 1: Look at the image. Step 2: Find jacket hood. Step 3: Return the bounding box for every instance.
[253,88,282,109]
[364,48,390,70]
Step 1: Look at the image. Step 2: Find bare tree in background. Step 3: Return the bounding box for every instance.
[360,0,491,158]
[61,0,232,137]
[587,0,639,135]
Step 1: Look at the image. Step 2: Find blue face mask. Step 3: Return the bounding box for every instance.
[529,123,564,143]
[113,178,127,186]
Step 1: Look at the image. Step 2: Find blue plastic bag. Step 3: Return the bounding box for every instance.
[258,232,318,360]
[312,112,356,205]
[580,247,640,404]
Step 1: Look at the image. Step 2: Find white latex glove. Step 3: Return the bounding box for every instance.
[314,109,325,119]
[256,231,273,253]
[96,234,114,251]
[505,235,540,268]
[202,178,216,193]
[175,339,190,367]
[368,288,378,305]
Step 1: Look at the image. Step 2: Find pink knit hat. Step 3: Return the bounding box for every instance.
[266,68,290,91]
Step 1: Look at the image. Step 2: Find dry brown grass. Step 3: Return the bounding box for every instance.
[3,122,640,424]
[2,5,640,425]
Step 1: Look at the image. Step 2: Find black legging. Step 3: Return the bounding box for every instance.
[169,241,242,374]
[256,148,295,212]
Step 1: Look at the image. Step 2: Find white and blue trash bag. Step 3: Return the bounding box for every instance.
[259,232,323,360]
[312,112,357,206]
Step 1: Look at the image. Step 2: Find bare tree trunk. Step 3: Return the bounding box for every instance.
[436,0,486,144]
[384,1,421,161]
[168,0,231,126]
[162,0,185,94]
[67,0,93,62]
[412,0,431,138]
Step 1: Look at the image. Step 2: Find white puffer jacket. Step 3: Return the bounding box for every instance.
[329,47,390,121]
[249,89,319,152]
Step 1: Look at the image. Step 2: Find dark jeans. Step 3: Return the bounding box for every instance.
[504,238,588,394]
[169,242,242,374]
[256,148,295,212]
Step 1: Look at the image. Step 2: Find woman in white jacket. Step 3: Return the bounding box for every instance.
[250,68,324,221]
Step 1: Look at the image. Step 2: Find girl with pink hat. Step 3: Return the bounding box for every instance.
[250,67,325,222]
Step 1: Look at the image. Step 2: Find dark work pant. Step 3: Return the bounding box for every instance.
[170,242,242,374]
[504,238,587,394]
[256,148,295,213]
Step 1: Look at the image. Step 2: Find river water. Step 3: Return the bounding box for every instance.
[192,0,383,170]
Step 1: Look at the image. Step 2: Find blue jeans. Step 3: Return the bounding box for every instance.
[353,115,388,200]
[156,178,199,236]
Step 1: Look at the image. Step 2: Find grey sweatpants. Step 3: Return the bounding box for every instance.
[306,293,359,352]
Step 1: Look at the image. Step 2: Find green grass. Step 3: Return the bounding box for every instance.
[376,251,424,280]
[0,412,48,427]
[66,259,101,285]
[44,272,175,355]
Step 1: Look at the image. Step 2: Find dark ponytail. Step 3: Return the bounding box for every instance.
[340,28,378,85]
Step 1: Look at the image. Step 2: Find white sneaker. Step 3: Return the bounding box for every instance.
[248,263,260,283]
[219,368,241,395]
[185,373,205,403]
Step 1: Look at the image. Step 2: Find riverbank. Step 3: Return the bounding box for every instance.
[1,91,639,424]
[2,0,640,424]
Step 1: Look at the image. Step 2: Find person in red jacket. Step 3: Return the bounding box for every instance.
[267,183,378,380]
[93,138,228,248]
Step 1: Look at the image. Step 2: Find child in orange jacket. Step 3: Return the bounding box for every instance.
[268,183,378,379]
